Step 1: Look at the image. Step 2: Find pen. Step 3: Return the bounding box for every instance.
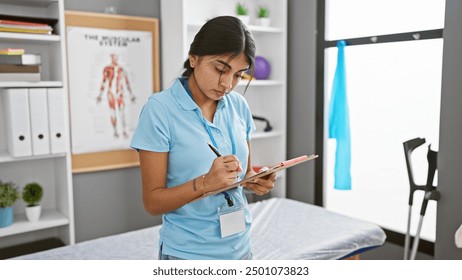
[207,142,222,157]
[206,142,233,206]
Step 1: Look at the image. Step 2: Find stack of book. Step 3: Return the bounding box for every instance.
[0,48,41,82]
[0,18,53,35]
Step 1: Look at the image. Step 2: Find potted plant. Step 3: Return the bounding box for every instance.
[0,181,19,228]
[257,5,270,27]
[235,3,250,25]
[22,182,43,222]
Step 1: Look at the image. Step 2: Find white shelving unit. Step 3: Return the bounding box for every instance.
[0,0,74,249]
[161,0,287,197]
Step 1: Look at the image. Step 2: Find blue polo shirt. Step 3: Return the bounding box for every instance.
[130,79,255,259]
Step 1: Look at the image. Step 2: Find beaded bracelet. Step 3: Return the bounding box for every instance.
[192,178,197,192]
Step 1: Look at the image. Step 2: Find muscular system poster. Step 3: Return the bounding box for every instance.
[67,26,153,154]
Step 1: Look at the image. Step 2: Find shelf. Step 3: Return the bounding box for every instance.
[0,151,66,164]
[252,130,283,140]
[0,209,69,238]
[0,0,58,7]
[0,32,60,43]
[0,81,63,88]
[0,0,74,250]
[247,24,284,34]
[237,80,283,87]
[187,22,283,34]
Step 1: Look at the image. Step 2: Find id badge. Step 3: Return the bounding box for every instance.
[218,205,245,238]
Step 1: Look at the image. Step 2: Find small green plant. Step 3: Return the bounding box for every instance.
[0,181,19,208]
[236,3,248,16]
[257,6,269,18]
[22,182,43,207]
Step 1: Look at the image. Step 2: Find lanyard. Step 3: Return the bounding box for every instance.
[182,78,236,207]
[182,78,236,155]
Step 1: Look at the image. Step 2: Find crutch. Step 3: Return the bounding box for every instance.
[409,144,439,260]
[403,138,440,259]
[403,137,426,260]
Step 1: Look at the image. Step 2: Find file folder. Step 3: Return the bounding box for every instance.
[2,88,32,157]
[29,88,50,155]
[47,88,67,154]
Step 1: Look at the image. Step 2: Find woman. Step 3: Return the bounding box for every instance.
[130,16,275,260]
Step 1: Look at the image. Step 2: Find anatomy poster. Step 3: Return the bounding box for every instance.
[67,26,153,154]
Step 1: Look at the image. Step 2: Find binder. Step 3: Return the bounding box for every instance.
[2,88,32,157]
[47,88,66,154]
[29,88,50,155]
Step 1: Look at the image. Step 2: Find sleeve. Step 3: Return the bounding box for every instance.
[130,97,171,152]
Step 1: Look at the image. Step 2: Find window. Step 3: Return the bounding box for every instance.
[319,0,445,243]
[326,0,445,40]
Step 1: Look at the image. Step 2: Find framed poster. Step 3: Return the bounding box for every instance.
[65,11,160,173]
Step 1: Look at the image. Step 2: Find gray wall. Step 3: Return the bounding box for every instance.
[63,0,161,242]
[286,0,317,204]
[435,0,462,259]
[72,167,157,242]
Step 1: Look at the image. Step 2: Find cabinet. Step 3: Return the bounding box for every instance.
[0,0,74,249]
[161,0,287,197]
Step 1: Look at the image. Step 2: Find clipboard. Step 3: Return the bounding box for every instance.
[194,154,318,201]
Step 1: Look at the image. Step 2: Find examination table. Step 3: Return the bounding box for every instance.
[13,198,386,260]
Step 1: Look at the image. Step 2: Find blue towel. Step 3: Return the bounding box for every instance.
[328,40,351,190]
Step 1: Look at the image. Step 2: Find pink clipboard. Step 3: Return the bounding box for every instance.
[193,154,318,201]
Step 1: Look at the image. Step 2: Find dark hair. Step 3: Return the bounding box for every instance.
[182,16,256,80]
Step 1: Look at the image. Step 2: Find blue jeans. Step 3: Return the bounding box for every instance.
[158,244,252,260]
[158,244,185,260]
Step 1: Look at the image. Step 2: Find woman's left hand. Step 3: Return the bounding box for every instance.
[242,167,276,196]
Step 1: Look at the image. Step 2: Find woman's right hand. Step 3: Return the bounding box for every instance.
[204,155,242,192]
